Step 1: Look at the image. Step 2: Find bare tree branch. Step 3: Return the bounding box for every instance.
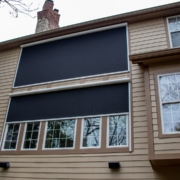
[0,0,38,18]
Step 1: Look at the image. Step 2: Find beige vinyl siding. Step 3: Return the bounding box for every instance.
[149,62,180,155]
[0,48,20,138]
[129,18,168,54]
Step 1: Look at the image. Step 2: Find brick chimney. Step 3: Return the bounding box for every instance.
[35,0,60,33]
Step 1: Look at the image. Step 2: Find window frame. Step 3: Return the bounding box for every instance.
[107,114,129,148]
[1,123,21,151]
[80,117,102,149]
[157,72,180,135]
[167,15,180,48]
[42,119,77,150]
[21,122,41,151]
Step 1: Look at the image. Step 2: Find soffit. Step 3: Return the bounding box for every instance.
[129,47,180,65]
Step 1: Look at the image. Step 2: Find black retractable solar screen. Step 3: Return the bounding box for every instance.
[7,83,129,122]
[14,26,128,87]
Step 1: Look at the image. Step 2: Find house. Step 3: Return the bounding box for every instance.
[0,0,180,179]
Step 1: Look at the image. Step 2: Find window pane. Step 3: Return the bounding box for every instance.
[169,18,178,32]
[10,141,17,149]
[44,119,76,149]
[30,140,37,149]
[24,140,30,149]
[4,124,20,150]
[164,123,173,133]
[23,122,40,149]
[174,122,180,132]
[4,141,11,149]
[160,72,180,134]
[45,139,52,148]
[82,117,100,148]
[171,32,180,47]
[108,115,127,147]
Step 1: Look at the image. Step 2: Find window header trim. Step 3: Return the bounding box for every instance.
[10,78,130,97]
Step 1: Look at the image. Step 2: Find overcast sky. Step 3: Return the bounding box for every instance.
[0,0,179,42]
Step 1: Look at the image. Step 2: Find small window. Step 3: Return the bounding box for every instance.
[81,117,101,148]
[3,124,20,150]
[23,122,41,150]
[108,115,128,147]
[168,16,180,47]
[159,73,180,134]
[44,119,76,149]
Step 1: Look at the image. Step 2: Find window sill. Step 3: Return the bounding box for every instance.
[0,147,129,155]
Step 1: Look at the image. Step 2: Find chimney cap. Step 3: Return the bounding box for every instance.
[54,8,59,12]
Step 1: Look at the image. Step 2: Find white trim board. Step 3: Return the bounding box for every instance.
[10,78,130,97]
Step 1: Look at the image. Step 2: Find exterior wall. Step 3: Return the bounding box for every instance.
[0,48,155,180]
[129,18,169,54]
[149,61,180,155]
[1,18,180,179]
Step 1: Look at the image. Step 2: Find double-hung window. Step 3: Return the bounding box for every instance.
[81,117,101,148]
[23,122,41,150]
[108,115,128,147]
[158,73,180,134]
[167,16,180,48]
[3,124,20,150]
[44,119,76,149]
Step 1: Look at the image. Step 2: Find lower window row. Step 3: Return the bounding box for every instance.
[2,115,128,150]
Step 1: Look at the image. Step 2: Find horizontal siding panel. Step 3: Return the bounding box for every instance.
[131,70,143,75]
[130,31,166,40]
[134,127,147,133]
[130,23,165,34]
[132,101,146,107]
[134,132,148,138]
[154,137,180,144]
[132,87,145,93]
[133,106,146,112]
[133,116,147,122]
[134,121,147,127]
[132,82,144,88]
[155,150,180,154]
[130,27,166,37]
[134,143,148,149]
[129,19,164,29]
[131,41,167,51]
[132,73,144,79]
[130,34,166,43]
[0,172,162,179]
[131,38,167,47]
[132,91,145,97]
[134,138,148,143]
[131,45,168,54]
[154,143,180,151]
[133,96,146,102]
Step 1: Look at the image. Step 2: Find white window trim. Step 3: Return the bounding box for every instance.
[158,72,180,134]
[21,122,41,151]
[80,117,102,149]
[1,124,21,151]
[166,15,180,48]
[106,114,129,148]
[42,119,77,150]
